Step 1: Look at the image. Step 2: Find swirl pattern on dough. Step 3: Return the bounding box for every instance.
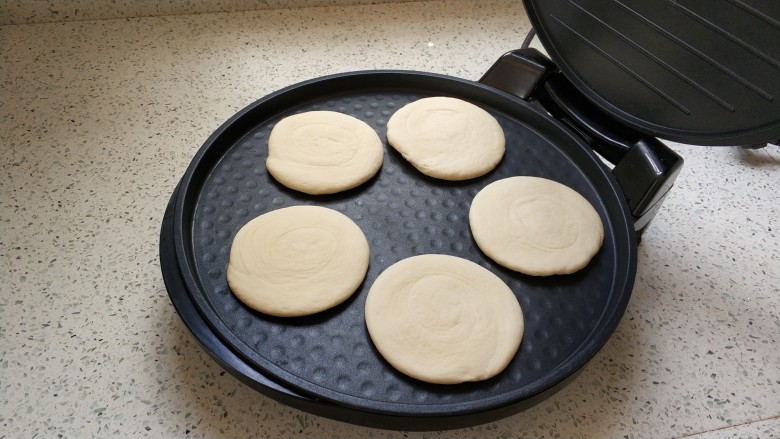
[469,176,604,276]
[227,205,369,317]
[266,111,383,195]
[386,97,505,181]
[365,254,524,384]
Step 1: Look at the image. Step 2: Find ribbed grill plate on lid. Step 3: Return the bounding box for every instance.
[524,0,780,145]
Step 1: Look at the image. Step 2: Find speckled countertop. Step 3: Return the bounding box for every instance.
[1,1,779,437]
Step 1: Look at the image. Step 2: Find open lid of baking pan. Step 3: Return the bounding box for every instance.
[523,0,780,146]
[163,71,637,426]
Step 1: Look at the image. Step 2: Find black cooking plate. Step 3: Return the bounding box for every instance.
[162,71,637,427]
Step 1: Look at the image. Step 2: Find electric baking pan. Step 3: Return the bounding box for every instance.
[160,0,780,430]
[161,71,637,429]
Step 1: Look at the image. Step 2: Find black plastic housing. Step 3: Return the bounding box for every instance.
[482,49,684,239]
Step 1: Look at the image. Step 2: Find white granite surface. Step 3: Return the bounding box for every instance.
[1,0,778,437]
[0,0,419,25]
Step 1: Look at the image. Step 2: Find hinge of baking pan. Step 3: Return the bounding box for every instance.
[480,48,684,242]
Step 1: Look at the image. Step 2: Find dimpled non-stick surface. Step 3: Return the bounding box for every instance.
[171,71,636,417]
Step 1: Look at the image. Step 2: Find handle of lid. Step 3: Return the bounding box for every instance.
[480,49,684,241]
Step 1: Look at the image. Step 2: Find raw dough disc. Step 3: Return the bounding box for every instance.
[266,111,383,195]
[227,205,369,317]
[364,254,524,384]
[469,176,604,276]
[386,96,505,180]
